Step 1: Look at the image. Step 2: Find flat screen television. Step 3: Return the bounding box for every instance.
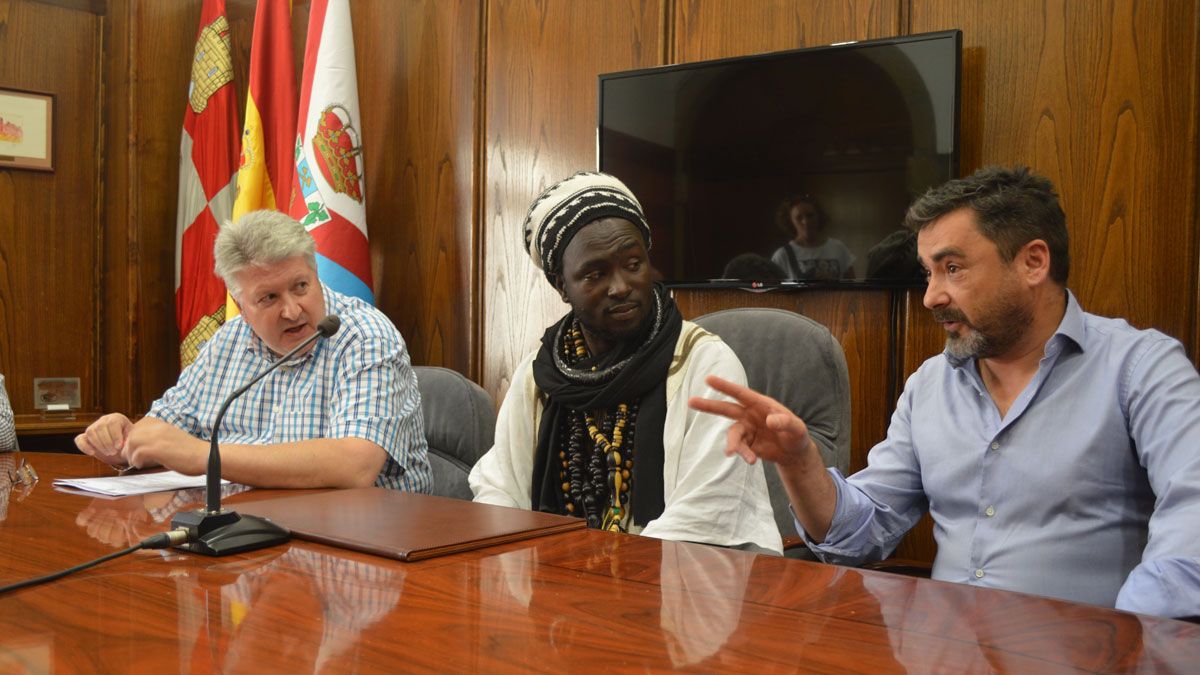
[598,30,961,287]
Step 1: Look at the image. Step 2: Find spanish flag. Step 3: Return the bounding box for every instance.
[175,0,239,367]
[227,0,296,318]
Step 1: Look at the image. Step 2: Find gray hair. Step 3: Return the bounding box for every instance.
[214,210,317,298]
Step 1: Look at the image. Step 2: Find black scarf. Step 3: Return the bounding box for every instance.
[530,284,682,528]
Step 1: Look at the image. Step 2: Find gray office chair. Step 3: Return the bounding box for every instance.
[414,366,495,500]
[693,308,851,558]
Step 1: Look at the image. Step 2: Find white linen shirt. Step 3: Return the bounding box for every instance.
[470,321,782,554]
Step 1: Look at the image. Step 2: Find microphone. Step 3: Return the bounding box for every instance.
[171,314,341,556]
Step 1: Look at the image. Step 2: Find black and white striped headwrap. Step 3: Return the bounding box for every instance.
[522,171,651,281]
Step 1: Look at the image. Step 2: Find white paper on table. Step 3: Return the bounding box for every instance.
[52,471,227,497]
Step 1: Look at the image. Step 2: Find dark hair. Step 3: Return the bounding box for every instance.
[722,253,787,281]
[775,194,826,238]
[904,166,1069,284]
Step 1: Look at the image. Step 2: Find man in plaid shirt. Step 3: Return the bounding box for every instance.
[76,210,431,492]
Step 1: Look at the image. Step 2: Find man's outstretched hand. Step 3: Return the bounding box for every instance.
[688,375,821,467]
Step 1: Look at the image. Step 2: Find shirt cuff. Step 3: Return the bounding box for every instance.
[1115,557,1200,619]
[792,468,875,562]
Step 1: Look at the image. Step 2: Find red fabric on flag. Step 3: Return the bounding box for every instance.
[309,211,371,283]
[246,0,297,206]
[176,0,240,366]
[178,208,227,335]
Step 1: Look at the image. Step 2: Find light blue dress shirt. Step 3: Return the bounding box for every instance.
[806,291,1200,618]
[149,286,432,493]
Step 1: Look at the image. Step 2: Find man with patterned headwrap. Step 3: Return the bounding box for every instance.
[470,172,781,553]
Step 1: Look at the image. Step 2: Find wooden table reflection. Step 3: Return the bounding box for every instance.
[1,453,1197,673]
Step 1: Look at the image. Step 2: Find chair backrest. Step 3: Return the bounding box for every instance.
[414,366,495,500]
[692,308,851,547]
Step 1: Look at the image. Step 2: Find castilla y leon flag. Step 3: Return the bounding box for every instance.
[227,0,297,319]
[288,0,373,303]
[176,0,240,367]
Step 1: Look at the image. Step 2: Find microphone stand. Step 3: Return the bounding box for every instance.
[171,316,340,556]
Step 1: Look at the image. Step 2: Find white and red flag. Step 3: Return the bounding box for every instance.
[288,0,373,303]
[175,0,240,367]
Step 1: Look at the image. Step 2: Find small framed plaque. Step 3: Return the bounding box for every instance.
[0,87,54,172]
[33,377,81,411]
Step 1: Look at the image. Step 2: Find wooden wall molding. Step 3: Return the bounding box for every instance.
[479,0,667,405]
[22,0,105,16]
[0,0,102,417]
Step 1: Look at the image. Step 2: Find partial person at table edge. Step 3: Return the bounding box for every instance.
[0,374,16,453]
[75,210,431,492]
[691,166,1200,619]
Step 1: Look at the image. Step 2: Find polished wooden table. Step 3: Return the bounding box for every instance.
[1,453,1197,673]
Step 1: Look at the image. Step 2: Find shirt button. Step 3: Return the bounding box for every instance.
[975,568,985,579]
[273,406,282,414]
[985,506,996,517]
[990,442,1000,451]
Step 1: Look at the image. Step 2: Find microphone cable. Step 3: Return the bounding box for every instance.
[0,528,190,595]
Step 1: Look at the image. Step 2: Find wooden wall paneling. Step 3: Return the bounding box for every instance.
[480,0,666,403]
[898,287,942,378]
[674,0,900,62]
[99,0,137,415]
[353,0,479,376]
[910,0,1200,354]
[24,0,105,14]
[0,1,101,419]
[125,0,208,412]
[673,288,893,473]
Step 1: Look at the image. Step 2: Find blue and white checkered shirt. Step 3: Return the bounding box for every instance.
[0,375,16,452]
[148,286,431,492]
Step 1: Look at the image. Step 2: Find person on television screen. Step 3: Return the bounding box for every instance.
[770,194,856,281]
[470,171,780,554]
[691,166,1200,619]
[722,253,787,282]
[75,210,431,492]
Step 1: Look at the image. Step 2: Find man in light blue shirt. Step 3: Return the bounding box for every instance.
[76,210,431,492]
[691,166,1200,618]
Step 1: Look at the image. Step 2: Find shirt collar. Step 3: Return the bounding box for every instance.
[242,283,339,366]
[944,288,1083,370]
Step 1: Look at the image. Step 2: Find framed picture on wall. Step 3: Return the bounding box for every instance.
[0,88,54,172]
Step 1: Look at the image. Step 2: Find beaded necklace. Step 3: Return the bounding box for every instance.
[557,320,639,531]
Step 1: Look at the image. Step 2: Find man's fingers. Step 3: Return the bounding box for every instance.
[766,411,805,435]
[77,432,122,464]
[724,422,759,464]
[704,375,794,414]
[86,425,109,452]
[688,395,746,420]
[89,422,121,455]
[703,375,765,404]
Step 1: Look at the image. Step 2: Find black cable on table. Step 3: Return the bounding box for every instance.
[0,529,189,594]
